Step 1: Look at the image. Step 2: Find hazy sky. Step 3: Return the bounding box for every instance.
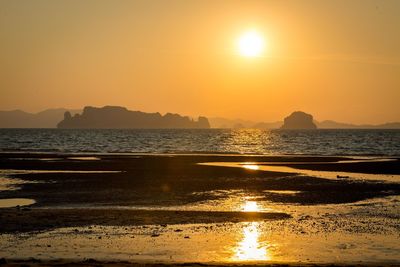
[1,0,399,124]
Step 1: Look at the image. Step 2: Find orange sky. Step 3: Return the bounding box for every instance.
[1,0,399,124]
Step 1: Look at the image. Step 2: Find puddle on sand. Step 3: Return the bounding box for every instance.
[264,190,300,195]
[39,158,63,161]
[67,157,101,161]
[0,169,118,192]
[0,198,35,208]
[0,175,35,191]
[199,161,400,182]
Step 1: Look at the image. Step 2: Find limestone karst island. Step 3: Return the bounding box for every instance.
[57,106,210,129]
[281,111,317,129]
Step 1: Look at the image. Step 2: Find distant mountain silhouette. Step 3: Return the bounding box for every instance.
[57,106,210,129]
[317,120,400,129]
[0,107,399,129]
[209,115,400,129]
[208,117,283,129]
[208,117,257,128]
[253,121,283,129]
[281,111,317,129]
[0,108,81,128]
[317,120,360,129]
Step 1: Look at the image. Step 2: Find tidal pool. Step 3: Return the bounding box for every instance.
[0,198,35,208]
[199,160,400,182]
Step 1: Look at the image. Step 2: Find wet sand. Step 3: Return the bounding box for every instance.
[0,208,290,233]
[2,260,394,267]
[0,154,399,266]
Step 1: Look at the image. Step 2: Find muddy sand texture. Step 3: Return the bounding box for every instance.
[3,259,395,267]
[0,208,291,233]
[2,259,399,267]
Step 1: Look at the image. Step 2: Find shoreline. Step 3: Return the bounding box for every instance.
[1,150,399,157]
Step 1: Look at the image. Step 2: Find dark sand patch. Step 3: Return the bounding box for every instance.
[0,208,290,233]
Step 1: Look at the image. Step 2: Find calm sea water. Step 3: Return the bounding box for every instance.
[0,129,399,156]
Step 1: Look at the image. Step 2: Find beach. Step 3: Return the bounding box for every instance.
[2,0,400,264]
[0,154,399,266]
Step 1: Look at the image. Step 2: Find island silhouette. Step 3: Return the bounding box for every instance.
[57,106,210,129]
[280,111,317,129]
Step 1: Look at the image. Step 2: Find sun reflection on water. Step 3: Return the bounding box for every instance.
[232,222,270,261]
[242,163,260,170]
[242,200,259,212]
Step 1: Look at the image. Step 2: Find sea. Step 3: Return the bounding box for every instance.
[0,128,399,156]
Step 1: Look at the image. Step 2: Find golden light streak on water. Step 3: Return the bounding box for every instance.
[242,164,260,170]
[232,222,270,261]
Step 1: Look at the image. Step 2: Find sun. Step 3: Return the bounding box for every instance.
[237,30,265,57]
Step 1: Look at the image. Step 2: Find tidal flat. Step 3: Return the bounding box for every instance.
[0,154,399,266]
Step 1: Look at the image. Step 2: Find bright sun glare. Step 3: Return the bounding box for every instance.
[243,201,259,212]
[237,30,265,57]
[233,222,269,261]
